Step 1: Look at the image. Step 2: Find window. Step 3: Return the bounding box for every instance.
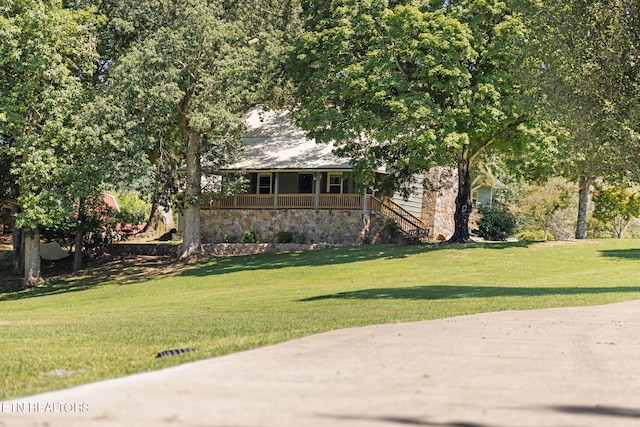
[328,173,343,194]
[258,173,272,194]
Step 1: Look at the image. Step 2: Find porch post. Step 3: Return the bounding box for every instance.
[314,172,320,209]
[274,172,279,208]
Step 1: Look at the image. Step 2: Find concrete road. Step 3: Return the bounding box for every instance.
[2,300,640,427]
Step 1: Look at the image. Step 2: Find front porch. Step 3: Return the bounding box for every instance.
[200,194,429,244]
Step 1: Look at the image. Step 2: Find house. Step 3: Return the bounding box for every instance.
[194,106,500,244]
[194,107,431,244]
[471,164,505,208]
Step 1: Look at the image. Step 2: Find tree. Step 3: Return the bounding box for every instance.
[592,186,640,238]
[510,178,573,241]
[109,0,298,258]
[289,0,536,243]
[519,0,640,239]
[0,0,100,285]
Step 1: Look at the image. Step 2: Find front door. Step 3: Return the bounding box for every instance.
[298,174,314,193]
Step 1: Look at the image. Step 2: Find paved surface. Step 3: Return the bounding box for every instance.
[3,300,640,427]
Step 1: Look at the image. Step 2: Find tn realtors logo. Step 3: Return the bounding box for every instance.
[1,401,90,414]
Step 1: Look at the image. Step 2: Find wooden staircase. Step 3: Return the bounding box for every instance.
[367,196,430,242]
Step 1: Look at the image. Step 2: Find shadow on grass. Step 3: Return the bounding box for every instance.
[0,255,179,302]
[599,248,640,260]
[179,241,538,278]
[1,241,540,301]
[299,285,640,302]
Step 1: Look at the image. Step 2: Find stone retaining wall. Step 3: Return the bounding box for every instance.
[107,243,180,257]
[200,209,366,245]
[201,243,343,256]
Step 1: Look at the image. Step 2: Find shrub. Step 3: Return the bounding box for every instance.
[241,231,257,243]
[516,230,554,241]
[113,191,151,225]
[293,232,307,244]
[476,203,517,241]
[276,230,294,243]
[375,215,401,244]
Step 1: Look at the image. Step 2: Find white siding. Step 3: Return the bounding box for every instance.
[392,176,424,219]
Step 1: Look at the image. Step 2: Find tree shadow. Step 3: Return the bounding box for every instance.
[599,248,640,260]
[178,245,429,277]
[299,285,640,302]
[549,405,640,419]
[178,241,537,278]
[1,241,540,300]
[0,255,180,302]
[322,414,493,427]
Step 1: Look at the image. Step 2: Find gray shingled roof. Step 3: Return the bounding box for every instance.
[216,106,352,171]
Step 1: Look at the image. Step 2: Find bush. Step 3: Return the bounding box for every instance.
[113,191,151,225]
[276,230,294,243]
[476,203,517,241]
[516,230,554,241]
[241,231,257,243]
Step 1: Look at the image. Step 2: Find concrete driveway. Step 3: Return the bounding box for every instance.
[3,300,640,427]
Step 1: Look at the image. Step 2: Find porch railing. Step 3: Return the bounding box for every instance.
[204,193,429,240]
[206,193,363,210]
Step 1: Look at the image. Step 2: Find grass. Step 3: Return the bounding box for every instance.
[1,239,640,399]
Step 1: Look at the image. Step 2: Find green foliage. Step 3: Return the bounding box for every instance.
[113,191,151,225]
[476,203,517,241]
[510,178,573,240]
[276,230,294,244]
[40,196,119,258]
[518,0,640,183]
[289,0,537,242]
[592,186,640,238]
[241,231,257,244]
[0,0,101,231]
[106,0,299,256]
[516,230,554,242]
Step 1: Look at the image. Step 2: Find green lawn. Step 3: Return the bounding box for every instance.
[2,239,640,399]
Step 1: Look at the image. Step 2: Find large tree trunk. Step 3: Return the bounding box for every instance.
[575,176,594,239]
[180,131,203,259]
[447,156,474,244]
[11,204,23,276]
[73,197,86,272]
[23,228,41,287]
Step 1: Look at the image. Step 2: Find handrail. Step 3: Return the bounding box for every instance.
[368,196,429,239]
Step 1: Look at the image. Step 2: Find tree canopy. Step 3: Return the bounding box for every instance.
[108,0,298,257]
[516,0,640,238]
[289,0,536,242]
[0,0,102,284]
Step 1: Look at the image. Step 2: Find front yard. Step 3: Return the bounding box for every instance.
[2,239,640,399]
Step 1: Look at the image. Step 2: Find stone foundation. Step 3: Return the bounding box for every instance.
[200,209,366,245]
